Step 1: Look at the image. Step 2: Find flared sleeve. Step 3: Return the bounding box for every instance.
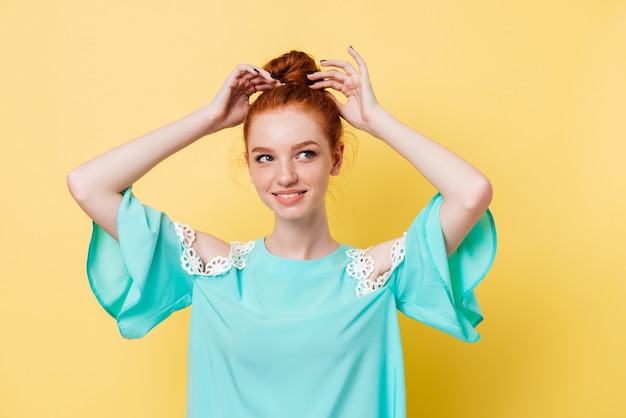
[389,194,497,342]
[86,188,193,339]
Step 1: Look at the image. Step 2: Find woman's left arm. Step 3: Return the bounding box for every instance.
[309,47,492,255]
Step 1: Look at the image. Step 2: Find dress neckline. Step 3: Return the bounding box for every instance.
[258,237,347,263]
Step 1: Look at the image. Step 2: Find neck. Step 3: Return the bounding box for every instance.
[265,209,338,260]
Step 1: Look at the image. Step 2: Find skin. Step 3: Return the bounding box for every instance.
[246,107,344,259]
[67,47,492,275]
[309,48,492,257]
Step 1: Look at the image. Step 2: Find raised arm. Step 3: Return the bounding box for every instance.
[309,47,492,255]
[67,65,280,240]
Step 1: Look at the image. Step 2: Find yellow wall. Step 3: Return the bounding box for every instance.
[1,1,624,416]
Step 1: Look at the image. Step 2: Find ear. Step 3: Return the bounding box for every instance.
[330,142,344,176]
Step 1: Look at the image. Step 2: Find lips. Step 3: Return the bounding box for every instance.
[272,190,306,205]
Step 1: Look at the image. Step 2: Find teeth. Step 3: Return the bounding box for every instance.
[277,192,301,198]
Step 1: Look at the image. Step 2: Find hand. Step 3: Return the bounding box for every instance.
[308,47,384,133]
[206,64,281,132]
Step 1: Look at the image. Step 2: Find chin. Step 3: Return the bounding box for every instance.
[273,204,324,223]
[274,208,310,222]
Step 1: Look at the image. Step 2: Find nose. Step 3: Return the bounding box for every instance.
[277,160,298,186]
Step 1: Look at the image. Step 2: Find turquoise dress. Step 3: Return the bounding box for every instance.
[87,188,496,418]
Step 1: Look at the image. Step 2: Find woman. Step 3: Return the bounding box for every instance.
[68,47,496,417]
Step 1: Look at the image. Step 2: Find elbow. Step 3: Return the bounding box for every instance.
[67,167,90,204]
[462,175,493,214]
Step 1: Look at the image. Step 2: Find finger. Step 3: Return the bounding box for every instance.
[232,63,283,89]
[346,46,369,75]
[249,75,282,93]
[232,64,254,79]
[308,79,346,92]
[254,82,280,91]
[246,85,257,96]
[307,69,349,83]
[236,71,255,85]
[249,74,279,86]
[255,67,282,84]
[233,64,267,83]
[247,66,281,85]
[319,59,358,76]
[249,79,282,93]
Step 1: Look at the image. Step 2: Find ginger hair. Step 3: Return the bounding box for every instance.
[243,51,343,148]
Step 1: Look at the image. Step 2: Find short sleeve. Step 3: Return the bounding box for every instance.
[86,188,193,339]
[389,194,497,342]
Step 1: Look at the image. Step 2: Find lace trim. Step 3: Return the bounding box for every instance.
[174,222,254,276]
[347,235,406,297]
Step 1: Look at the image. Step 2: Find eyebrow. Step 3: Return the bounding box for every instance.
[249,140,320,154]
[292,140,320,150]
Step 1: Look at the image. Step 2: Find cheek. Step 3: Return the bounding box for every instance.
[249,167,271,187]
[305,166,332,188]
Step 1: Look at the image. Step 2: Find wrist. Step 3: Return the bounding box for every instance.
[194,104,227,136]
[363,107,397,139]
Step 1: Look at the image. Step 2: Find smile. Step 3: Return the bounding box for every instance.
[275,192,304,198]
[272,191,307,204]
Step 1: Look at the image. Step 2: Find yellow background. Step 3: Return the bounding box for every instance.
[1,0,625,417]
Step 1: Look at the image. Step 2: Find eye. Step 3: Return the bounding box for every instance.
[297,150,316,160]
[255,154,273,163]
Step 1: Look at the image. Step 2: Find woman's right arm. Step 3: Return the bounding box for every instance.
[67,65,279,240]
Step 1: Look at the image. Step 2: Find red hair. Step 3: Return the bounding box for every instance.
[243,51,343,148]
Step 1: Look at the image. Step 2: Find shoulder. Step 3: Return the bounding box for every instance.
[194,230,232,262]
[174,222,254,276]
[346,236,406,297]
[174,222,230,259]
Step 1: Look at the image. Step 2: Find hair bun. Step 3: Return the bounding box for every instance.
[245,50,343,148]
[263,50,319,86]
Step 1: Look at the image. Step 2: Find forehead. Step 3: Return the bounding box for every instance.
[246,107,330,150]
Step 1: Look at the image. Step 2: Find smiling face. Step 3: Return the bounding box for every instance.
[246,106,344,224]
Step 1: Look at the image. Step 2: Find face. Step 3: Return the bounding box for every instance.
[246,107,344,223]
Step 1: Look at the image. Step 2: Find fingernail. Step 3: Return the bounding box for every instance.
[320,59,327,62]
[253,68,260,73]
[349,45,354,50]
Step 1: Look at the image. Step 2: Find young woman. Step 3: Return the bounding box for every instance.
[68,47,496,418]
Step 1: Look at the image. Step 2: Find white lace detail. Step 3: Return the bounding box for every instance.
[347,235,406,297]
[174,222,254,276]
